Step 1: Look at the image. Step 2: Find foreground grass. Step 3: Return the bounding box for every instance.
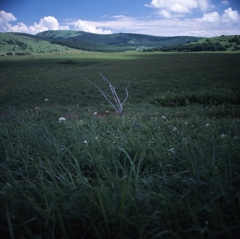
[0,104,240,238]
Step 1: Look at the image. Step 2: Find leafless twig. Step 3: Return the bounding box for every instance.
[80,73,130,120]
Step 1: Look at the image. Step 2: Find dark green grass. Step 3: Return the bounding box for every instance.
[0,104,240,238]
[0,52,240,238]
[0,52,240,111]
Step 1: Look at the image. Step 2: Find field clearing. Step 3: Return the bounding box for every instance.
[0,52,240,239]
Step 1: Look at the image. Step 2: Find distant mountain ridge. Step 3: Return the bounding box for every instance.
[36,30,202,52]
[1,30,239,55]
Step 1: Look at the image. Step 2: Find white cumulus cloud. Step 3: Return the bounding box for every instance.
[221,7,239,23]
[28,16,69,34]
[197,8,239,23]
[0,10,111,34]
[38,16,60,30]
[0,10,16,24]
[200,11,220,22]
[146,0,210,13]
[0,10,17,30]
[0,11,69,34]
[72,19,112,34]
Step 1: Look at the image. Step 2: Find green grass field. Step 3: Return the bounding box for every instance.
[1,51,240,109]
[0,52,240,239]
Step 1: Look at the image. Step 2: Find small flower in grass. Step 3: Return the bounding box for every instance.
[45,98,48,102]
[58,117,66,122]
[173,127,177,131]
[161,116,166,119]
[93,111,97,115]
[60,147,65,151]
[205,123,210,127]
[95,136,98,140]
[84,140,88,144]
[221,134,225,138]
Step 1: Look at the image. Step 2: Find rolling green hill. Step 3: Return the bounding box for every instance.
[0,32,71,55]
[2,30,238,54]
[36,30,202,52]
[0,30,203,54]
[158,35,240,52]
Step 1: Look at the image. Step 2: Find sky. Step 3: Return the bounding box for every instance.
[0,0,240,37]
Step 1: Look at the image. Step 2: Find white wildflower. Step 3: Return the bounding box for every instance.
[161,116,166,119]
[221,134,225,138]
[173,127,177,131]
[168,148,175,153]
[93,112,97,115]
[45,98,48,102]
[84,140,87,144]
[205,123,210,127]
[58,117,66,122]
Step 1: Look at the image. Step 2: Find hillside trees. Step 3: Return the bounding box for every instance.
[159,41,227,52]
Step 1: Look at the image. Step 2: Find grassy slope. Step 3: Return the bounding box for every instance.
[0,32,73,55]
[0,33,78,54]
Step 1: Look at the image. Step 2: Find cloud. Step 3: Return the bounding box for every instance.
[37,16,60,30]
[0,10,16,24]
[28,16,69,34]
[0,10,17,30]
[146,0,210,14]
[200,11,220,22]
[0,10,111,34]
[0,11,69,34]
[158,9,171,18]
[89,12,240,37]
[221,7,239,23]
[221,1,229,5]
[71,20,112,34]
[197,8,239,23]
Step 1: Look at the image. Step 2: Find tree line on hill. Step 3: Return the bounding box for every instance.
[143,35,240,52]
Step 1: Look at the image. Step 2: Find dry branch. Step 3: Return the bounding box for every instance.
[80,73,130,120]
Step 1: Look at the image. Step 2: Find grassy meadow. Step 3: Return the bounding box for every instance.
[0,51,240,239]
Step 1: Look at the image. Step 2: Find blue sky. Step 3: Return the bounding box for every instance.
[0,0,240,36]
